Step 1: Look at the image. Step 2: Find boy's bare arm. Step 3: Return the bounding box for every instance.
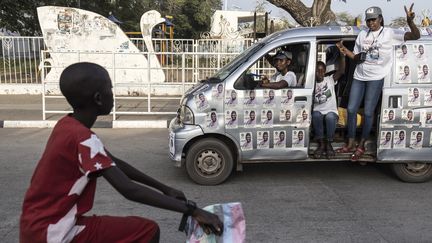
[101,166,223,235]
[106,150,185,200]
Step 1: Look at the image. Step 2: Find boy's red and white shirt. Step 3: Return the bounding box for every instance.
[20,115,115,243]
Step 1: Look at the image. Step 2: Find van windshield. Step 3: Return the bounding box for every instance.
[210,42,265,81]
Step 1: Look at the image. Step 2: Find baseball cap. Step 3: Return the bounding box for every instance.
[274,50,292,60]
[365,6,382,20]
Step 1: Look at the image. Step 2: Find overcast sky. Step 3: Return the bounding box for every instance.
[223,0,431,24]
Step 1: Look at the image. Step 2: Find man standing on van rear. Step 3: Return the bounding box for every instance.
[336,3,420,162]
[259,50,297,89]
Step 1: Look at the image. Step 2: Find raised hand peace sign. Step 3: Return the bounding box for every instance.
[404,3,415,21]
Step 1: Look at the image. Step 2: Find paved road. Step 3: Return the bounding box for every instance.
[1,128,432,242]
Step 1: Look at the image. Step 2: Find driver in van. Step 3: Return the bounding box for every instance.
[335,4,420,162]
[258,50,297,89]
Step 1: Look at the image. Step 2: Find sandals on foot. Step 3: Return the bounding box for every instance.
[335,145,355,153]
[351,147,365,162]
[326,143,335,159]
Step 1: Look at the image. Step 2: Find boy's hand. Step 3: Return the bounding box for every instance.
[164,187,186,201]
[404,3,415,22]
[192,208,224,236]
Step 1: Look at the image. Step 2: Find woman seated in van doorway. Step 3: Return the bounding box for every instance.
[335,4,420,161]
[258,50,297,89]
[312,55,345,159]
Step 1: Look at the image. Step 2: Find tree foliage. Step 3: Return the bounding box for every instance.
[0,0,221,38]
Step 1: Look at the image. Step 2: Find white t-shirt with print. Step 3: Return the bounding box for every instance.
[271,71,297,87]
[353,27,405,81]
[313,76,338,115]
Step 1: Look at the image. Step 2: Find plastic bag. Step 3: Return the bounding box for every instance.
[185,202,246,243]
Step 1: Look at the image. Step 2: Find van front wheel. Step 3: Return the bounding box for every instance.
[391,162,432,183]
[185,138,234,185]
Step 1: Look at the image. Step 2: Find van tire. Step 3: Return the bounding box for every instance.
[185,138,234,185]
[391,162,432,183]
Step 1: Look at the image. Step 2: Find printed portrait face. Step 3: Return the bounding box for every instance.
[231,111,237,120]
[298,131,304,140]
[249,111,256,120]
[385,132,391,141]
[246,133,251,142]
[407,110,413,120]
[199,93,205,101]
[388,110,394,120]
[423,65,429,75]
[416,132,422,142]
[285,110,291,120]
[402,45,407,54]
[249,90,256,100]
[419,45,424,55]
[287,90,293,99]
[302,110,308,120]
[399,131,405,140]
[279,131,285,141]
[262,132,269,141]
[266,110,273,120]
[211,112,217,122]
[268,90,275,100]
[427,113,432,120]
[217,84,223,93]
[231,90,237,100]
[413,88,419,98]
[404,66,410,75]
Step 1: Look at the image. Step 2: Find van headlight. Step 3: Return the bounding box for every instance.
[179,105,194,124]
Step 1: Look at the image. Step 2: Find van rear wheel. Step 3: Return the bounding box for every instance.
[185,138,234,185]
[391,162,432,183]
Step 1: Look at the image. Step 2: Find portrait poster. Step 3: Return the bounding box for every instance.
[379,131,392,149]
[292,130,305,148]
[257,131,270,149]
[401,109,414,122]
[225,110,238,129]
[273,130,286,148]
[417,64,430,83]
[296,109,310,127]
[420,110,432,127]
[382,109,395,122]
[261,109,273,127]
[243,90,258,107]
[194,93,209,111]
[424,88,432,106]
[281,89,294,106]
[280,109,293,122]
[212,83,224,99]
[407,87,421,107]
[243,110,257,128]
[398,65,411,83]
[240,132,253,151]
[410,131,423,149]
[206,111,218,129]
[225,89,240,107]
[393,130,406,149]
[263,89,277,108]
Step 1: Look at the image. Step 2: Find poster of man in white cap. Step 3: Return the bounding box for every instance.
[410,131,423,149]
[274,130,286,148]
[240,132,253,151]
[393,130,406,149]
[408,87,421,106]
[257,131,270,149]
[379,131,392,149]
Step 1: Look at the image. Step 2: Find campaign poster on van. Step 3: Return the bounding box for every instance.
[281,89,294,106]
[425,88,432,106]
[417,64,430,83]
[225,89,241,108]
[296,109,310,127]
[379,131,392,149]
[398,64,411,83]
[206,111,218,129]
[413,44,427,61]
[195,93,209,111]
[292,130,305,148]
[225,110,238,129]
[244,90,258,107]
[274,130,286,148]
[212,83,224,99]
[402,109,414,122]
[280,109,293,122]
[244,110,257,128]
[420,110,432,127]
[407,88,421,107]
[382,109,396,122]
[261,109,273,127]
[410,131,423,149]
[393,130,406,148]
[240,132,253,151]
[263,89,277,108]
[396,44,409,61]
[257,131,270,149]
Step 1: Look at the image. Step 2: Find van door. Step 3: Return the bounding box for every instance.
[378,42,432,161]
[227,41,315,161]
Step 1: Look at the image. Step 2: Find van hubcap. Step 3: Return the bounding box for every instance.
[404,163,431,176]
[196,150,222,175]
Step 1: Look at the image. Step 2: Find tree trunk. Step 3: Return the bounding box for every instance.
[267,0,337,26]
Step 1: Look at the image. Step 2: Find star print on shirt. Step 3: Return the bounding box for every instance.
[80,134,107,159]
[94,162,103,170]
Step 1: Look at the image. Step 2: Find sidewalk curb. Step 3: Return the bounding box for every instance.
[0,120,169,128]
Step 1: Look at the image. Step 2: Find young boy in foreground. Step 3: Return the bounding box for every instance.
[20,62,223,243]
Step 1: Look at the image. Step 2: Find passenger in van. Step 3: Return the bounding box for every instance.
[258,50,297,89]
[312,58,345,159]
[335,4,420,161]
